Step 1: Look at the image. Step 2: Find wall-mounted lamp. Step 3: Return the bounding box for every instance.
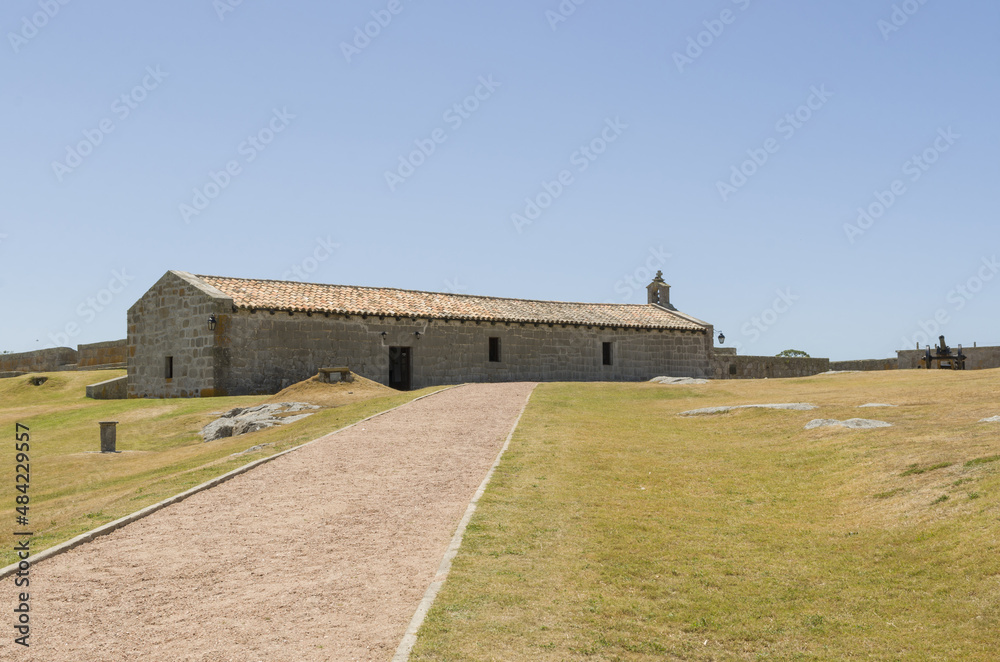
[380,331,387,338]
[208,314,217,331]
[414,331,422,339]
[717,332,725,345]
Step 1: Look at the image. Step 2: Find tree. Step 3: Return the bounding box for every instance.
[777,349,810,358]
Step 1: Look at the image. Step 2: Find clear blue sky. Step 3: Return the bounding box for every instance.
[1,0,997,361]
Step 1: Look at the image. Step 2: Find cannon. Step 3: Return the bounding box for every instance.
[922,335,966,370]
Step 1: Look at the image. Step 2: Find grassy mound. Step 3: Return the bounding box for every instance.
[266,372,396,408]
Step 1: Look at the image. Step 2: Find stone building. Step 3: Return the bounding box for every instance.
[126,270,713,398]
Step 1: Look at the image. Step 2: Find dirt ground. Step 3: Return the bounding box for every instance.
[9,382,535,662]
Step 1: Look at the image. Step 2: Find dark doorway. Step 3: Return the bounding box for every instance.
[388,346,412,391]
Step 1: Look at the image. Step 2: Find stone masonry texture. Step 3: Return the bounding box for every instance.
[0,340,126,375]
[128,272,232,398]
[77,339,127,367]
[829,359,898,371]
[710,355,830,380]
[0,347,78,373]
[220,310,711,394]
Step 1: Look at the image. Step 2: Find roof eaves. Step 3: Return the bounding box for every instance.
[232,302,702,330]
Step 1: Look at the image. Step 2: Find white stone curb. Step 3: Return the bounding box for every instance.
[392,384,537,662]
[0,385,457,581]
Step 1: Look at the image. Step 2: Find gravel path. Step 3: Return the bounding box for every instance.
[13,382,535,662]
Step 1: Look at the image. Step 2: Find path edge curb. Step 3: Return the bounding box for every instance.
[0,385,458,581]
[392,383,538,662]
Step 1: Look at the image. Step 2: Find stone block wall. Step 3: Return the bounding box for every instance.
[219,310,713,394]
[829,358,898,371]
[86,375,128,399]
[127,272,233,398]
[897,346,1000,370]
[710,355,830,380]
[0,347,78,373]
[0,341,127,377]
[78,339,127,367]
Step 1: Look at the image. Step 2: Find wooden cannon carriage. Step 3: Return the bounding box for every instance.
[922,336,967,370]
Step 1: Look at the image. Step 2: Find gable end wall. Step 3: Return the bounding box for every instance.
[127,272,233,398]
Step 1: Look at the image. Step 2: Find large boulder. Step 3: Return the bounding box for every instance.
[202,402,319,442]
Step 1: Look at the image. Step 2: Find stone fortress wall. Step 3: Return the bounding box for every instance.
[709,341,1000,380]
[710,351,831,380]
[0,340,126,375]
[77,340,128,368]
[829,358,898,372]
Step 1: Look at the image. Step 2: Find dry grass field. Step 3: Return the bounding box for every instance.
[412,369,1000,661]
[0,370,440,568]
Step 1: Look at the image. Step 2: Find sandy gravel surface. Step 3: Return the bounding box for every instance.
[10,382,535,662]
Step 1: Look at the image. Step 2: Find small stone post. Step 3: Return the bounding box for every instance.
[99,421,118,453]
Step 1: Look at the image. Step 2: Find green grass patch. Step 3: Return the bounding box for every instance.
[965,455,1000,468]
[412,372,1000,661]
[901,462,954,476]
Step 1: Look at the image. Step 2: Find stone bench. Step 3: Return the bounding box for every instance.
[318,367,353,384]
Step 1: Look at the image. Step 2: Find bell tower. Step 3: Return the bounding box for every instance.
[647,271,675,310]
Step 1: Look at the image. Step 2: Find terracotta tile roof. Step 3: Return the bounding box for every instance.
[195,274,708,331]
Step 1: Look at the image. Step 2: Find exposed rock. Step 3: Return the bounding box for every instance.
[806,418,892,430]
[980,416,1000,424]
[650,376,709,385]
[859,403,898,408]
[841,418,893,429]
[202,402,320,442]
[231,443,272,457]
[201,419,235,441]
[804,419,842,429]
[680,403,817,416]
